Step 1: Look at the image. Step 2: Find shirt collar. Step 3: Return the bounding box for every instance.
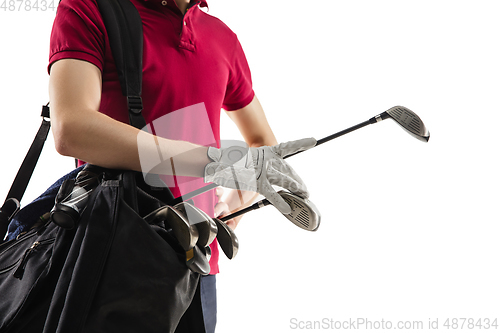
[143,0,208,10]
[196,0,208,9]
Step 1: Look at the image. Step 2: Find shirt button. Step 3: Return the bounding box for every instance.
[161,0,167,5]
[183,21,187,26]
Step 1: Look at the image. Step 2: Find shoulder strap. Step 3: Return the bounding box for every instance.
[0,104,51,240]
[95,0,146,129]
[95,0,175,201]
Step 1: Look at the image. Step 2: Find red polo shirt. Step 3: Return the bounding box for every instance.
[48,0,255,274]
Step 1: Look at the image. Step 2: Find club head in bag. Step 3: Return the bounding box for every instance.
[186,245,211,275]
[213,217,239,259]
[195,209,218,247]
[144,206,199,251]
[173,202,218,248]
[278,191,321,231]
[381,106,430,142]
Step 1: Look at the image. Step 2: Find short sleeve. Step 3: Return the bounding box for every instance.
[48,0,106,73]
[222,38,255,111]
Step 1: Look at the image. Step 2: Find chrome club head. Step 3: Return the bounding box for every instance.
[144,205,199,251]
[219,191,322,232]
[186,245,211,275]
[174,202,218,248]
[380,106,430,142]
[278,191,321,231]
[213,217,239,259]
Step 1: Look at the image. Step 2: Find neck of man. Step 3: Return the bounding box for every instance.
[174,0,190,14]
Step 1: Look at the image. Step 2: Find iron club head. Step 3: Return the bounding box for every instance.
[186,245,211,275]
[213,217,239,259]
[144,205,199,251]
[220,191,321,232]
[174,202,218,248]
[278,191,321,231]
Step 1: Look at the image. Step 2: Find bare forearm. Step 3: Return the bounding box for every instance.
[222,96,278,215]
[52,107,209,176]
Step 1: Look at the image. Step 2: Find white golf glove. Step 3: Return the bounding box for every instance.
[204,138,317,214]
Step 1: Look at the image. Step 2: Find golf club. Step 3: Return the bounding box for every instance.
[144,191,320,261]
[170,106,430,205]
[213,216,239,260]
[145,204,213,275]
[144,205,199,251]
[220,190,321,232]
[186,245,211,275]
[213,191,320,260]
[173,202,218,248]
[144,200,239,260]
[286,105,429,159]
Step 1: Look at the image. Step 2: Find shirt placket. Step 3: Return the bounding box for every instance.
[179,7,195,51]
[158,0,197,51]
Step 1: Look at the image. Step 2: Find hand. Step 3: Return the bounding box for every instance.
[204,137,316,214]
[213,187,239,230]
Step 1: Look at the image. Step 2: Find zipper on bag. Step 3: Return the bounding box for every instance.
[12,238,56,280]
[0,260,21,275]
[0,213,52,257]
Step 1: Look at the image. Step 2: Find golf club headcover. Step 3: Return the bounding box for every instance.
[204,137,316,214]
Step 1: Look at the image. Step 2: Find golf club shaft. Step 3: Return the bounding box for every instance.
[171,112,388,205]
[285,115,382,158]
[220,198,272,222]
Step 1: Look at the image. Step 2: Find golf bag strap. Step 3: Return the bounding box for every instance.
[95,0,146,130]
[96,0,175,201]
[0,103,51,239]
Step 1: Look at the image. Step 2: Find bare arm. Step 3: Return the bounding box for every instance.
[215,96,278,229]
[49,59,209,176]
[225,96,278,148]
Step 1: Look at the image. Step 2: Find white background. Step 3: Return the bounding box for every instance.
[1,0,499,332]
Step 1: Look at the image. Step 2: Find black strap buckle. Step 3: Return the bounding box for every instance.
[41,103,50,119]
[0,198,21,223]
[127,96,143,115]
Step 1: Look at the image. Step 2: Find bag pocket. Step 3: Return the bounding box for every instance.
[0,224,58,329]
